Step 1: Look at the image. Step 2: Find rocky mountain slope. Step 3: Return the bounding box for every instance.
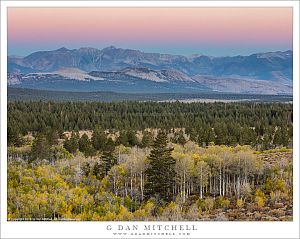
[8,47,293,94]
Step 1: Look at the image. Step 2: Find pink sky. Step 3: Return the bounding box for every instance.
[8,8,293,56]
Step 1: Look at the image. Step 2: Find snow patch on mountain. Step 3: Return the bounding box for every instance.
[122,67,168,82]
[23,68,104,81]
[52,68,104,81]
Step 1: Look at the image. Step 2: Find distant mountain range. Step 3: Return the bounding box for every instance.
[8,46,293,94]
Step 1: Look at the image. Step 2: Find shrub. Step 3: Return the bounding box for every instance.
[204,197,214,211]
[236,199,244,209]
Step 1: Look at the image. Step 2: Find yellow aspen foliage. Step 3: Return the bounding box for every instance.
[102,211,117,221]
[75,211,92,221]
[161,201,182,220]
[144,201,155,215]
[236,199,244,208]
[133,209,147,220]
[256,196,265,209]
[117,205,133,221]
[92,212,102,220]
[100,176,109,191]
[7,213,15,220]
[275,179,286,192]
[218,197,230,209]
[192,153,201,162]
[62,210,73,220]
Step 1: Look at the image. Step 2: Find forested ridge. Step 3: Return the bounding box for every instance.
[7,101,293,221]
[8,101,292,149]
[8,87,293,102]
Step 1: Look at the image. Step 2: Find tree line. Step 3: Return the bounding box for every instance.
[8,101,293,150]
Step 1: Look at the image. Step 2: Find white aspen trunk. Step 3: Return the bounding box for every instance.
[200,166,203,199]
[187,181,189,199]
[223,165,225,196]
[130,169,133,198]
[213,176,216,199]
[180,178,183,200]
[237,176,240,199]
[125,181,128,196]
[233,174,236,195]
[219,160,222,196]
[140,170,143,201]
[226,173,229,196]
[183,170,186,202]
[238,156,241,198]
[209,175,212,194]
[134,173,137,198]
[113,176,117,195]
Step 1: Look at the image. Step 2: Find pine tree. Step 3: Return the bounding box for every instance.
[46,129,59,146]
[177,130,187,145]
[8,126,24,147]
[63,131,79,154]
[79,133,95,157]
[91,128,107,151]
[127,130,139,146]
[274,126,289,147]
[214,122,228,145]
[141,131,154,148]
[92,161,105,180]
[144,130,176,203]
[102,138,116,176]
[116,131,129,146]
[31,134,50,161]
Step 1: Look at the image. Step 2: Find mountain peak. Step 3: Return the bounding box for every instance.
[102,45,117,51]
[78,47,98,51]
[56,47,69,52]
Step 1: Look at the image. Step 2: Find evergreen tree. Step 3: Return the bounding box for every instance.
[206,127,216,145]
[274,126,289,147]
[101,138,116,176]
[239,127,256,146]
[46,129,59,146]
[127,130,139,146]
[79,133,95,157]
[214,122,228,145]
[144,131,176,203]
[141,131,154,148]
[91,128,107,151]
[8,126,24,147]
[63,131,79,154]
[177,130,187,145]
[171,130,187,145]
[92,161,105,180]
[116,131,129,146]
[31,134,50,161]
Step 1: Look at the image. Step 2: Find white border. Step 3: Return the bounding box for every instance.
[1,1,299,239]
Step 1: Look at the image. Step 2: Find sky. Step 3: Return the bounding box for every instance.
[8,7,293,57]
